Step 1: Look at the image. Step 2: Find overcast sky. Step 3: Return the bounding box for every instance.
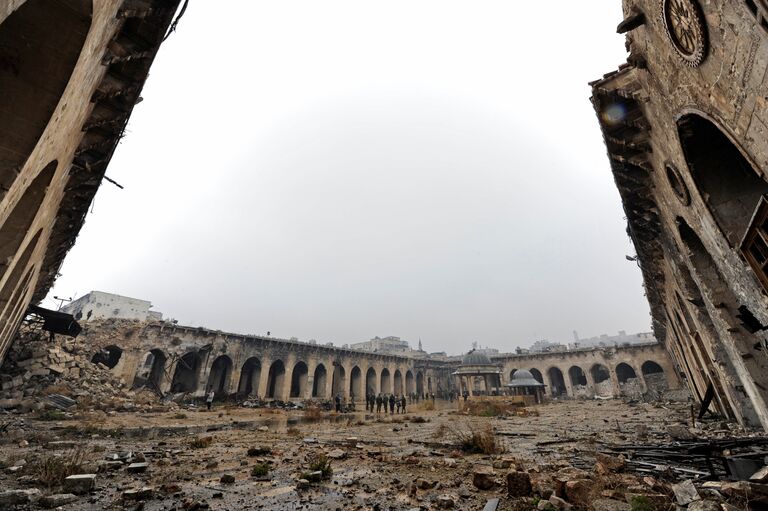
[46,1,651,354]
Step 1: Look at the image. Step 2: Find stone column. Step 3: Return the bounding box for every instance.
[306,360,317,399]
[281,355,296,401]
[258,357,272,399]
[325,360,335,398]
[608,369,621,398]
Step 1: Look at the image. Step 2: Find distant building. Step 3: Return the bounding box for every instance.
[61,291,162,322]
[529,339,568,353]
[350,336,422,355]
[570,331,656,350]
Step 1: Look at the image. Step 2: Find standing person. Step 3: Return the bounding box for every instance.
[463,390,469,402]
[400,394,407,414]
[389,393,395,414]
[365,392,370,412]
[205,387,215,411]
[376,393,382,414]
[369,392,375,413]
[335,393,342,412]
[431,392,435,405]
[395,396,401,414]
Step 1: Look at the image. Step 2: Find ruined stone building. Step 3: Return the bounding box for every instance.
[0,1,181,364]
[0,316,677,407]
[592,0,768,429]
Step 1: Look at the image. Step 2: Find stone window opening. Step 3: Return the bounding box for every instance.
[91,345,122,369]
[677,114,768,248]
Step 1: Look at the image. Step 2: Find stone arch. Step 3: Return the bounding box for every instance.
[312,363,328,398]
[568,366,587,386]
[405,370,414,393]
[677,113,768,248]
[350,365,363,399]
[266,360,286,399]
[616,362,637,383]
[366,367,377,394]
[393,369,403,394]
[0,161,56,287]
[91,345,122,369]
[290,361,309,398]
[133,349,166,390]
[509,368,518,382]
[0,1,92,198]
[171,352,202,393]
[207,355,233,396]
[641,361,664,376]
[547,367,566,397]
[416,371,424,395]
[529,368,544,384]
[238,357,261,396]
[591,363,612,397]
[331,363,346,396]
[380,367,391,394]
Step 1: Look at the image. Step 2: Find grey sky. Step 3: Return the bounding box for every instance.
[46,1,650,354]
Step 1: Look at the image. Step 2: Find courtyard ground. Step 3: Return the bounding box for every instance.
[4,397,766,510]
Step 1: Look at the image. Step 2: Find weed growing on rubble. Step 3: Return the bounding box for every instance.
[302,453,333,480]
[251,463,270,477]
[35,409,67,421]
[29,448,87,487]
[455,425,501,454]
[629,496,654,511]
[287,427,301,437]
[190,436,213,449]
[420,401,435,411]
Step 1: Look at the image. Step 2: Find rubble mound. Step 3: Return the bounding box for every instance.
[0,320,167,414]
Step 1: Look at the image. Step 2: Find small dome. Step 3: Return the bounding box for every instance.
[462,351,492,365]
[512,369,535,380]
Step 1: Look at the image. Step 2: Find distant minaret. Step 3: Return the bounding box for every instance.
[418,338,422,351]
[572,330,579,342]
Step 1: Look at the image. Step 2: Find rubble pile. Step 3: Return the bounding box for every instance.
[0,323,166,414]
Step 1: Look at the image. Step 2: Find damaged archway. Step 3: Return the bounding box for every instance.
[380,368,391,394]
[350,365,363,400]
[590,363,612,397]
[91,345,122,369]
[312,363,328,398]
[171,352,202,393]
[238,357,261,396]
[547,367,566,397]
[133,349,166,390]
[290,361,309,398]
[207,355,233,396]
[366,367,377,394]
[266,360,286,399]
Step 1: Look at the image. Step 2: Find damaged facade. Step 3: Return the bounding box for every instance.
[0,0,181,365]
[592,0,768,429]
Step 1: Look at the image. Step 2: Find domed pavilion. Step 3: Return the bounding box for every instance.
[452,350,503,397]
[505,369,546,404]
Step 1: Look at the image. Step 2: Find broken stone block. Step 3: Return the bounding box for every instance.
[63,474,97,494]
[39,493,77,508]
[687,501,722,511]
[327,448,346,459]
[296,478,310,489]
[506,470,532,497]
[220,474,235,484]
[473,467,496,490]
[592,498,630,511]
[0,489,41,506]
[123,487,155,501]
[416,478,437,489]
[565,479,593,507]
[122,459,147,472]
[548,495,573,510]
[751,465,768,483]
[671,480,700,505]
[435,494,456,508]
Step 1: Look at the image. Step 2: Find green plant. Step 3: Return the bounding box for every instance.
[630,496,654,511]
[35,409,67,421]
[301,453,332,481]
[251,463,270,477]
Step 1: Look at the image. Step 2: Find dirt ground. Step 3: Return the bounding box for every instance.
[0,398,703,510]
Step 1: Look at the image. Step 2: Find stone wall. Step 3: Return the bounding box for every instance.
[593,0,768,430]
